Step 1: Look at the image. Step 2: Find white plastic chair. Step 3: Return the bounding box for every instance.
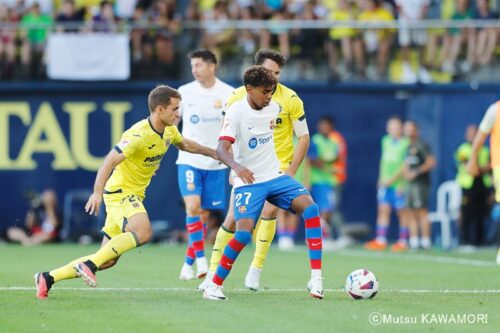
[428,180,462,249]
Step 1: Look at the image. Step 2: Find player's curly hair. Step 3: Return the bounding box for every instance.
[243,65,277,88]
[148,85,181,113]
[254,49,286,68]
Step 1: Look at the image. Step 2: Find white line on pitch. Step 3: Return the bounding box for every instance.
[2,287,500,294]
[337,249,497,267]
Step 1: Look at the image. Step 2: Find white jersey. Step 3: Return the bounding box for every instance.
[395,0,430,21]
[219,98,283,188]
[479,102,499,134]
[176,78,234,170]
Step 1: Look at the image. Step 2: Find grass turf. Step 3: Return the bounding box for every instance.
[1,243,499,333]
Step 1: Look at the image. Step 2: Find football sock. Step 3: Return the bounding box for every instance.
[251,218,276,269]
[213,230,251,286]
[304,204,322,270]
[209,226,234,272]
[409,236,419,249]
[186,216,204,258]
[376,225,388,243]
[398,226,409,244]
[49,255,93,282]
[185,245,195,266]
[89,232,138,268]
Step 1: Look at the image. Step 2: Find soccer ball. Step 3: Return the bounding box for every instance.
[345,269,379,300]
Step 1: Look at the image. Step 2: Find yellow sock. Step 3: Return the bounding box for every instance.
[209,226,234,272]
[251,218,276,269]
[49,255,94,282]
[90,232,138,268]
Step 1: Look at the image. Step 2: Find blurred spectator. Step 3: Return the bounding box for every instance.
[260,6,290,58]
[403,120,436,250]
[20,2,53,75]
[291,0,323,80]
[116,0,138,19]
[25,0,53,16]
[236,5,260,59]
[441,0,475,75]
[202,0,235,61]
[424,0,454,72]
[456,124,492,247]
[152,0,180,64]
[358,0,395,80]
[130,4,150,62]
[55,0,84,32]
[395,0,432,83]
[6,189,61,246]
[92,0,119,32]
[0,4,16,79]
[326,0,363,80]
[473,0,498,67]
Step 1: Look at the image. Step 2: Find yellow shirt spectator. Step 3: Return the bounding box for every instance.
[358,6,395,40]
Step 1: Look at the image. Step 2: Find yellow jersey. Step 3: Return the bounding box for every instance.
[105,118,183,199]
[225,83,305,170]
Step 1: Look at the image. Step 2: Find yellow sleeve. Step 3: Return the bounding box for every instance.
[167,125,183,145]
[288,93,305,121]
[115,131,144,159]
[225,86,245,109]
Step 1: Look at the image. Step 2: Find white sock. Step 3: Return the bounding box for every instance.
[421,237,431,248]
[376,236,387,244]
[311,269,322,279]
[409,237,419,249]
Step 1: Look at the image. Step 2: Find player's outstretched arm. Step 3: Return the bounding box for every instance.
[467,130,489,176]
[175,138,218,160]
[216,139,255,184]
[85,149,125,216]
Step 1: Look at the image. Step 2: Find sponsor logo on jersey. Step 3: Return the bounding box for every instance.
[248,135,273,149]
[190,115,200,124]
[144,154,164,163]
[248,137,258,149]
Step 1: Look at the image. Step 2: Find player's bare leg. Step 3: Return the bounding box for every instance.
[365,203,391,250]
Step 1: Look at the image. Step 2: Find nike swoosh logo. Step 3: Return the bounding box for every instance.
[188,103,195,107]
[299,188,307,192]
[212,201,222,206]
[247,126,254,130]
[312,242,321,247]
[148,144,156,149]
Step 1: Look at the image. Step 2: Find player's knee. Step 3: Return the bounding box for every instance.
[303,203,320,219]
[223,214,236,232]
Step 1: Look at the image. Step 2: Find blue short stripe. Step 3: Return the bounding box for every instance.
[191,231,203,242]
[309,249,322,260]
[216,266,230,279]
[186,216,199,225]
[223,245,239,260]
[305,227,322,239]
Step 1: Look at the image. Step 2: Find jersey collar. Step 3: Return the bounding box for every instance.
[148,117,164,138]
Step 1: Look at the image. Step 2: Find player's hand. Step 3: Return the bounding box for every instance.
[85,192,102,216]
[234,165,255,184]
[466,160,479,176]
[405,169,418,181]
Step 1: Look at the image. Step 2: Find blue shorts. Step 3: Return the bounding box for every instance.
[234,175,310,223]
[177,164,227,210]
[377,186,406,210]
[311,184,336,213]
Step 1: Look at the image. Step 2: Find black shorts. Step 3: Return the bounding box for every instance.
[406,181,430,209]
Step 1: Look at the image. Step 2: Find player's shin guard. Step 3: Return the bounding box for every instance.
[90,232,138,268]
[251,218,276,269]
[185,245,195,265]
[49,255,94,282]
[303,204,323,271]
[209,226,234,272]
[213,230,251,286]
[187,216,204,258]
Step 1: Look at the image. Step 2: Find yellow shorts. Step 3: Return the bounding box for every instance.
[494,168,500,203]
[101,193,147,239]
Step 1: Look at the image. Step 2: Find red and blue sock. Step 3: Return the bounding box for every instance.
[185,245,195,265]
[303,204,322,270]
[376,225,388,241]
[213,230,252,286]
[399,226,409,243]
[186,216,204,259]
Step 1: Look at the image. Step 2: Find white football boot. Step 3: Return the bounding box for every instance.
[179,263,195,280]
[245,266,262,291]
[307,276,324,299]
[196,257,208,279]
[198,270,214,292]
[203,282,228,300]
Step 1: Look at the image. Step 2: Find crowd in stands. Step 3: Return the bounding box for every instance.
[0,0,498,82]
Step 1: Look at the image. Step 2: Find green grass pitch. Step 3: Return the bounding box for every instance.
[1,243,499,333]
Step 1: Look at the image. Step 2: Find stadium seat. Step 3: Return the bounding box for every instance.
[428,180,462,249]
